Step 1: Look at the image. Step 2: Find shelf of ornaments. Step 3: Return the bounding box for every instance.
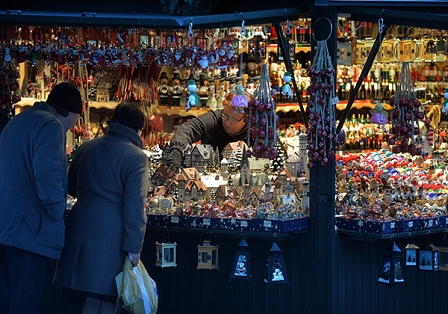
[334,147,448,240]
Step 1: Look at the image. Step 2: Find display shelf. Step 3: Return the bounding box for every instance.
[147,224,308,240]
[275,100,391,113]
[275,104,305,113]
[147,214,309,239]
[336,227,448,241]
[336,215,448,241]
[14,97,39,114]
[336,100,392,111]
[86,100,390,116]
[88,101,118,110]
[153,106,212,117]
[88,101,212,117]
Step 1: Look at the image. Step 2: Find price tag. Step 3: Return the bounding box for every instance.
[263,220,272,228]
[446,217,448,225]
[203,218,211,226]
[390,222,395,229]
[171,216,179,224]
[240,220,248,227]
[428,220,433,227]
[330,97,339,105]
[408,221,413,227]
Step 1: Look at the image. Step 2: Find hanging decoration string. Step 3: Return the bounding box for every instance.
[246,63,278,159]
[306,18,337,167]
[388,61,424,155]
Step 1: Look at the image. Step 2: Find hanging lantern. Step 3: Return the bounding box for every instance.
[377,242,405,285]
[405,243,420,266]
[197,239,219,270]
[438,247,448,271]
[418,243,439,271]
[266,242,288,287]
[229,238,252,282]
[155,241,177,268]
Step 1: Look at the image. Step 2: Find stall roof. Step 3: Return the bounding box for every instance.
[0,7,309,29]
[340,6,448,31]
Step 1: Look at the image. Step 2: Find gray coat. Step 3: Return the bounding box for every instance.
[55,123,149,297]
[0,102,67,259]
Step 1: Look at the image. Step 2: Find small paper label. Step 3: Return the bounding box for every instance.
[330,97,339,105]
[408,221,413,227]
[203,218,210,226]
[171,216,179,223]
[390,222,395,228]
[263,220,272,228]
[428,220,433,227]
[240,220,248,227]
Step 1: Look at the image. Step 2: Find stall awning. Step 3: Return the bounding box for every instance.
[0,7,308,29]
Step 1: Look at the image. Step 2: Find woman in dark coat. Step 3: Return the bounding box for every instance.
[55,102,149,313]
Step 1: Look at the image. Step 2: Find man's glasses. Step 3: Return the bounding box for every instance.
[221,112,246,124]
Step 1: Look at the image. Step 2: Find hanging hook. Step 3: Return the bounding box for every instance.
[240,20,246,38]
[188,21,194,39]
[312,16,332,42]
[286,20,291,36]
[377,18,384,36]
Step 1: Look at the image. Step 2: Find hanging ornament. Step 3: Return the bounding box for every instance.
[281,71,293,99]
[370,103,388,125]
[441,88,448,114]
[186,79,199,111]
[306,37,338,167]
[388,62,423,155]
[246,63,278,159]
[232,83,248,114]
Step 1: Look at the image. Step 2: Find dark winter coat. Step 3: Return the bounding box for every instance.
[169,109,248,154]
[0,102,68,259]
[55,122,149,297]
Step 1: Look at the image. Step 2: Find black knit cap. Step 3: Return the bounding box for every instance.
[46,83,83,113]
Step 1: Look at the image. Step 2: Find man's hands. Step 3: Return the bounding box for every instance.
[166,148,182,177]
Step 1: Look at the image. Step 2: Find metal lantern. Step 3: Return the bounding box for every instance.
[197,239,219,270]
[155,241,177,268]
[419,243,439,271]
[266,242,288,287]
[377,242,405,285]
[229,238,252,282]
[438,247,448,271]
[405,243,420,266]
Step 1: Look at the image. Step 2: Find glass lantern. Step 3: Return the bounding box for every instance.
[438,247,448,271]
[377,242,405,285]
[155,241,177,268]
[229,238,252,282]
[405,243,420,266]
[266,242,288,287]
[418,243,439,271]
[197,240,219,270]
